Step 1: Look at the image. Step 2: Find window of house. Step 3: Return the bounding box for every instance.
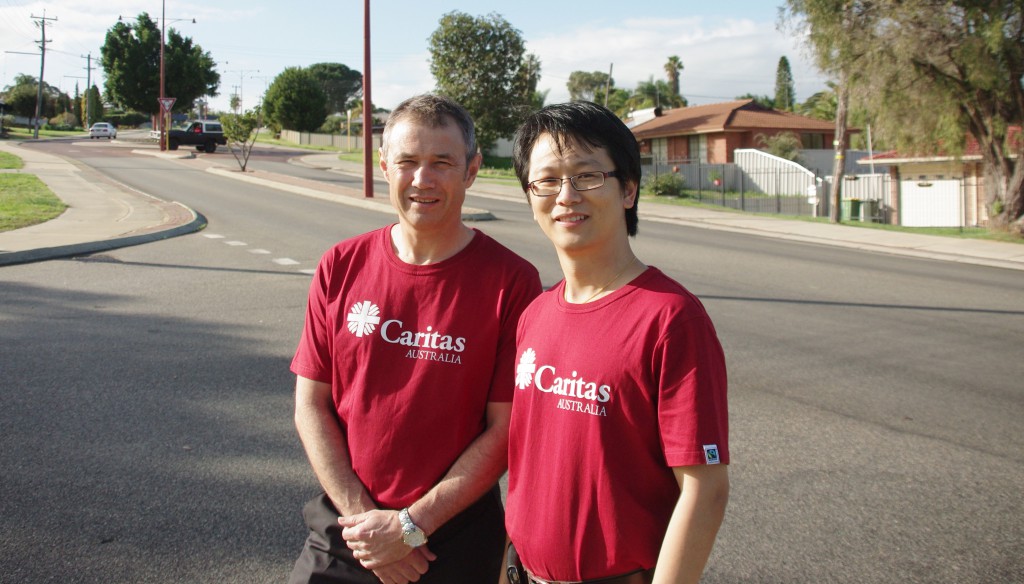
[652,138,668,164]
[687,134,708,163]
[801,133,825,149]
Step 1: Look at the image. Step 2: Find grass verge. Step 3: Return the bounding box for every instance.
[640,193,1023,244]
[0,151,24,169]
[0,174,67,232]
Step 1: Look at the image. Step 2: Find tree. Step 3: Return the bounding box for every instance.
[756,131,803,161]
[736,93,775,109]
[1,74,68,119]
[774,56,796,111]
[627,77,682,111]
[798,86,837,120]
[83,85,104,126]
[222,106,262,172]
[664,55,685,104]
[429,11,534,151]
[781,0,877,223]
[307,62,363,116]
[784,0,1024,233]
[262,67,327,132]
[100,13,219,116]
[567,71,612,102]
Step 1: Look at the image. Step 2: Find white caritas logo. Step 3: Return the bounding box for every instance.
[516,348,612,417]
[516,348,537,389]
[347,301,381,337]
[345,300,467,362]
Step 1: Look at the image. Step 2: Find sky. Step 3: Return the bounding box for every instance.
[1,0,829,115]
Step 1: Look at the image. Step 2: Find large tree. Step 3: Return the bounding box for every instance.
[774,56,796,111]
[100,13,219,116]
[567,71,612,102]
[1,74,68,119]
[784,0,1024,233]
[664,55,685,105]
[262,67,327,133]
[429,11,534,151]
[306,62,362,116]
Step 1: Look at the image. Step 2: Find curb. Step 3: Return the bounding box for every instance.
[0,205,207,267]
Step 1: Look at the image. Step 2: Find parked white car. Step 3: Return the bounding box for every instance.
[89,122,117,139]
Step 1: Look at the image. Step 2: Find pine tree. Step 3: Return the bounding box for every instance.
[774,56,795,111]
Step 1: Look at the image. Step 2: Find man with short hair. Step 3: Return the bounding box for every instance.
[506,101,730,584]
[289,93,541,584]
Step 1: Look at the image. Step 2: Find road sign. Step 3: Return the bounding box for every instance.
[158,97,177,112]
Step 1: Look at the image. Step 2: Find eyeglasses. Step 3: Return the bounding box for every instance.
[526,170,620,197]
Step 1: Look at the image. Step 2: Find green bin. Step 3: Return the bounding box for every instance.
[840,199,861,221]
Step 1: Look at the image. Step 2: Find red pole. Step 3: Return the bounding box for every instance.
[159,0,167,151]
[362,0,373,198]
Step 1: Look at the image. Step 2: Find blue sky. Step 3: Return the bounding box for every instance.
[1,0,827,114]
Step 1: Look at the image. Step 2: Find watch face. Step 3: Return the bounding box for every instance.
[403,528,427,548]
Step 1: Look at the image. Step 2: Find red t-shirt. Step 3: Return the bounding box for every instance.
[506,267,729,581]
[292,226,540,509]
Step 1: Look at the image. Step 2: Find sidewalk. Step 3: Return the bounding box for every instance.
[2,141,1023,271]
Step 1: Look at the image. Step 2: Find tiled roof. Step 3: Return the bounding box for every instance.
[630,99,840,140]
[862,126,1020,163]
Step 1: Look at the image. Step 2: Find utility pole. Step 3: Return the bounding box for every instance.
[31,12,57,139]
[604,63,613,108]
[81,52,93,126]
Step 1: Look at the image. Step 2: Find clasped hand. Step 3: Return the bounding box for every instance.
[339,509,436,584]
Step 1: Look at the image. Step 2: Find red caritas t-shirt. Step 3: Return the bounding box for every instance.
[291,226,540,509]
[506,267,728,581]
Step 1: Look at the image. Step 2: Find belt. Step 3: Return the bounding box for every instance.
[526,568,652,584]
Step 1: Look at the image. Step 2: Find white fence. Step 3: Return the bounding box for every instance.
[279,129,380,151]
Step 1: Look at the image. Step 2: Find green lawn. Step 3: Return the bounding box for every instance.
[0,174,67,232]
[3,127,86,140]
[0,151,24,169]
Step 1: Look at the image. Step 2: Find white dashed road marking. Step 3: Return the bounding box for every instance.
[202,233,311,274]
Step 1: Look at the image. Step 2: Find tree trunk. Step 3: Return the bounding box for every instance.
[829,75,849,224]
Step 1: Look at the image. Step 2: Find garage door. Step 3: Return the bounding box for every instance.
[900,179,962,227]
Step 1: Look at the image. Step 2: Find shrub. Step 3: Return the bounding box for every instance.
[645,173,686,197]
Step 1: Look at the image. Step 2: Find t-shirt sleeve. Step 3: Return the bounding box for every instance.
[655,312,730,467]
[488,265,542,403]
[290,254,333,384]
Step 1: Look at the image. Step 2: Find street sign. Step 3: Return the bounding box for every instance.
[158,97,177,112]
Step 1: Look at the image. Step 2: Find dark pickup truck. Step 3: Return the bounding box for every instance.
[167,120,227,153]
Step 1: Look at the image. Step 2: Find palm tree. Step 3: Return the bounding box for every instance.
[664,55,684,104]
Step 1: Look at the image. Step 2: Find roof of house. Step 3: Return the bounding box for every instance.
[862,126,1020,164]
[630,99,840,141]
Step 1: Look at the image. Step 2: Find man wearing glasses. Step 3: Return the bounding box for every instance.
[505,102,730,584]
[289,94,540,584]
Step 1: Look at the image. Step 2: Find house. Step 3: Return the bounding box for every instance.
[631,99,849,164]
[859,128,1020,227]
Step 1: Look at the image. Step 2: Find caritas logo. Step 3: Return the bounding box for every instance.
[345,300,467,363]
[516,348,611,417]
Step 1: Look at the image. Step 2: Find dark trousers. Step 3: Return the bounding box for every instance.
[288,486,505,584]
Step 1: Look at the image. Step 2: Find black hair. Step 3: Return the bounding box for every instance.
[381,93,478,165]
[513,101,641,236]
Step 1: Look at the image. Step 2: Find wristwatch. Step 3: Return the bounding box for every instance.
[399,507,428,548]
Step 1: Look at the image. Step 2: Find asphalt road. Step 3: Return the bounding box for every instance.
[1,141,1021,583]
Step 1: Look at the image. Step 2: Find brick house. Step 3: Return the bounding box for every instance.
[631,99,848,164]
